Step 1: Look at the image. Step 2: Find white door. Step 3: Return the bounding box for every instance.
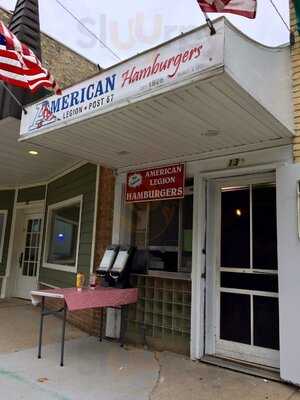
[15,214,43,299]
[208,175,279,368]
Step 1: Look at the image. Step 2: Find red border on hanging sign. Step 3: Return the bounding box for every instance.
[125,163,185,203]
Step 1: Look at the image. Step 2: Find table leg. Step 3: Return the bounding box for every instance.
[120,305,128,348]
[99,309,104,342]
[38,297,45,359]
[60,302,67,367]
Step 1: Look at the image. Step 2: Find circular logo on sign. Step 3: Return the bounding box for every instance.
[128,173,142,188]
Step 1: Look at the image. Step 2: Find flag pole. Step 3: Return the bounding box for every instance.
[202,11,216,35]
[0,82,27,115]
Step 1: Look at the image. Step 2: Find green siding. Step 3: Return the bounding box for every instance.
[39,164,97,287]
[17,185,46,203]
[0,190,15,275]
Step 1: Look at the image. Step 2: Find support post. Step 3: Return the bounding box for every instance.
[120,305,128,348]
[60,302,67,367]
[38,296,45,359]
[99,308,104,342]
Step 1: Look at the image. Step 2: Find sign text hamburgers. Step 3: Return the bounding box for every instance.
[125,164,185,203]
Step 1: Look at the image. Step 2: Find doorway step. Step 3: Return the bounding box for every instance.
[201,355,280,382]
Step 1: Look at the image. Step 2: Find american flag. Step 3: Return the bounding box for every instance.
[197,0,257,19]
[0,21,61,95]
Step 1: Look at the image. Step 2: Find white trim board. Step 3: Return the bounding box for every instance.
[1,189,18,298]
[42,195,83,273]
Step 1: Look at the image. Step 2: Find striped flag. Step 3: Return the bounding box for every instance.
[0,21,61,95]
[197,0,257,19]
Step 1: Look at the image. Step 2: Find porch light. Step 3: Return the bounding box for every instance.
[28,150,39,156]
[236,209,242,217]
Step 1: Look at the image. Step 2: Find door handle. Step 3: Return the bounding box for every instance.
[19,252,23,268]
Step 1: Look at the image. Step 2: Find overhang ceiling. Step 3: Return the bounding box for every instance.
[0,117,81,187]
[20,73,293,171]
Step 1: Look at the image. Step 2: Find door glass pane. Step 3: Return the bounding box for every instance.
[221,272,278,292]
[23,261,28,276]
[221,188,250,268]
[254,296,279,350]
[220,292,251,344]
[32,219,40,232]
[22,218,41,277]
[28,262,35,277]
[252,185,278,270]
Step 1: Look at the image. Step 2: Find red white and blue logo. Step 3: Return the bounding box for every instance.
[29,100,60,131]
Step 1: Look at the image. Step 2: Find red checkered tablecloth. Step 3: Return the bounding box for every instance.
[31,286,138,312]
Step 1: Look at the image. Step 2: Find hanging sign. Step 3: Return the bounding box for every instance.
[125,163,185,203]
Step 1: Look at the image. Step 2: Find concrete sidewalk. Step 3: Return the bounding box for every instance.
[0,298,86,354]
[0,299,299,400]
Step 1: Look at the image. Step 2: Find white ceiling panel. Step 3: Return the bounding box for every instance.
[0,117,81,187]
[23,73,293,170]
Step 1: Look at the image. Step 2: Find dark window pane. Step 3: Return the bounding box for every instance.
[221,272,278,292]
[47,202,80,266]
[27,220,32,232]
[24,247,30,262]
[252,185,278,270]
[149,250,178,272]
[220,292,251,344]
[26,234,31,247]
[31,233,39,247]
[28,262,35,277]
[254,296,279,350]
[149,200,179,246]
[221,189,250,268]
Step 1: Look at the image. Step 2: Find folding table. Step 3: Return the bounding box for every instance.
[31,286,138,366]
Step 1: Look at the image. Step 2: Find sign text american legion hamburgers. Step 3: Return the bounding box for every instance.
[125,164,185,203]
[21,24,223,136]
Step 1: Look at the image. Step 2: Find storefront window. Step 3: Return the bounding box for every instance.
[130,186,193,273]
[45,196,82,269]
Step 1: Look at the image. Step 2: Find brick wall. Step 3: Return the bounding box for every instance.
[291,1,300,162]
[0,7,98,88]
[94,167,116,270]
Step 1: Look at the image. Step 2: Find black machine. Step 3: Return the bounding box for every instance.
[96,245,135,288]
[96,245,119,287]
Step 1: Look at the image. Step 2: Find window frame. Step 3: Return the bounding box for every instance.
[130,186,193,273]
[43,195,83,273]
[0,210,8,264]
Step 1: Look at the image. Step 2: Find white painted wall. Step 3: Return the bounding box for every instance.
[277,163,300,385]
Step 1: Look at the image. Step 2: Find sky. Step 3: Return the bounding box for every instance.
[0,0,290,68]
